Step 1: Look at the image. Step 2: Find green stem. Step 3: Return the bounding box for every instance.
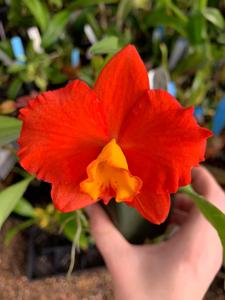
[160,43,168,71]
[168,2,188,24]
[59,215,77,234]
[66,212,82,279]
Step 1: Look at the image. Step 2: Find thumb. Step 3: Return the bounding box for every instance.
[191,166,225,210]
[85,203,130,271]
[170,166,223,288]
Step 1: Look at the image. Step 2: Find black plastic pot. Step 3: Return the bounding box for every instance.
[26,202,168,279]
[26,226,104,279]
[25,201,168,280]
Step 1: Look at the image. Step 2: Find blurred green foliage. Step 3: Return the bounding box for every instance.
[0,0,224,108]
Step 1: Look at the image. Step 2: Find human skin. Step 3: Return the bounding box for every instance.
[86,167,225,300]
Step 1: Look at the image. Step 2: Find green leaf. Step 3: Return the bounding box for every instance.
[48,0,63,8]
[0,177,33,229]
[180,185,225,263]
[144,10,186,36]
[79,234,90,249]
[8,63,25,74]
[7,77,23,99]
[23,0,49,32]
[0,116,22,147]
[116,0,133,29]
[187,12,207,45]
[133,0,150,10]
[69,0,119,9]
[202,7,225,30]
[42,10,70,48]
[63,218,90,249]
[4,219,34,246]
[172,50,204,77]
[188,67,210,105]
[91,55,105,80]
[166,1,188,23]
[63,220,77,242]
[34,76,47,91]
[90,36,120,55]
[197,0,208,10]
[14,198,35,218]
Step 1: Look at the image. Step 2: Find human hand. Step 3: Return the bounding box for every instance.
[86,167,225,300]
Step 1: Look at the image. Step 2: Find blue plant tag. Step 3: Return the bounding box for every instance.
[10,36,26,64]
[71,48,80,68]
[194,106,204,123]
[167,81,176,97]
[152,25,164,43]
[212,96,225,136]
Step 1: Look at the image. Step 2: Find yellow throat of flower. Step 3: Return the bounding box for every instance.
[80,139,142,202]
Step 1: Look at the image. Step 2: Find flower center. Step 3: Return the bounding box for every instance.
[80,139,142,203]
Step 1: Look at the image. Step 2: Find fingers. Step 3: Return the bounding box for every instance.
[176,166,225,247]
[85,203,130,271]
[167,166,224,289]
[172,166,225,227]
[191,166,225,210]
[171,194,193,225]
[174,193,193,212]
[170,208,188,226]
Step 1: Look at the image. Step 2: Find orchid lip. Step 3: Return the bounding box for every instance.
[80,139,143,203]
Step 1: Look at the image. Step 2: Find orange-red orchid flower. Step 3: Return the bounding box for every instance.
[18,45,211,224]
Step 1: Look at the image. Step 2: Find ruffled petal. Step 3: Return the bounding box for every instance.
[18,80,109,188]
[51,183,97,212]
[94,45,149,137]
[128,188,170,224]
[119,89,212,223]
